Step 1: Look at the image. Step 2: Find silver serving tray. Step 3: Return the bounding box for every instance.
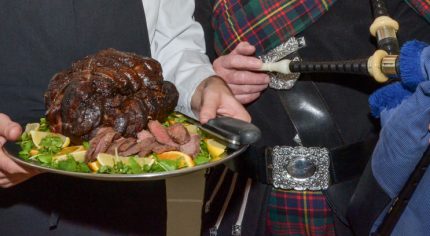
[5,142,248,181]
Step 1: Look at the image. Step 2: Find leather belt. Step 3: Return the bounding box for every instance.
[227,77,375,189]
[276,79,345,148]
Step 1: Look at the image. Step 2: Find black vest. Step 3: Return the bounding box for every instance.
[0,1,166,235]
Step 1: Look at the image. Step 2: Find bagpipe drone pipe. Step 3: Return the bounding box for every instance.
[259,0,425,89]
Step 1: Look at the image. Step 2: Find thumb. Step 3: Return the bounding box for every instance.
[198,93,219,124]
[0,113,22,141]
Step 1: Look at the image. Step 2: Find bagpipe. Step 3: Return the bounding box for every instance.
[259,0,428,118]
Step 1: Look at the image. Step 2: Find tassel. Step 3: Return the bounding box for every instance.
[369,82,412,118]
[400,40,428,91]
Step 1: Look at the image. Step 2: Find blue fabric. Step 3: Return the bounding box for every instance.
[368,82,412,118]
[370,46,430,235]
[400,40,429,91]
[372,81,430,197]
[421,46,430,83]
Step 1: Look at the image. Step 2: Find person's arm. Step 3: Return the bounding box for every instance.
[0,114,39,188]
[142,0,249,123]
[371,44,430,197]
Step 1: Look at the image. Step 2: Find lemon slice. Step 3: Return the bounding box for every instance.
[205,139,226,158]
[95,153,155,169]
[184,124,199,135]
[30,130,71,148]
[56,145,85,156]
[53,150,87,163]
[24,123,40,133]
[96,153,116,167]
[136,157,155,167]
[157,151,195,168]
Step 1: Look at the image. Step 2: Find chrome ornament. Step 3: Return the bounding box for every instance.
[259,37,306,90]
[272,146,330,190]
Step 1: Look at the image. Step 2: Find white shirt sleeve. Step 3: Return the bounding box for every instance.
[142,0,215,118]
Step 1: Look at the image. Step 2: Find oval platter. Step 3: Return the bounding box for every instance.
[5,142,248,181]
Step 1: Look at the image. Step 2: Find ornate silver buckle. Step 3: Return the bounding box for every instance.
[259,37,306,90]
[270,146,330,191]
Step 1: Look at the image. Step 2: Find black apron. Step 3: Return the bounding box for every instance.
[0,1,166,235]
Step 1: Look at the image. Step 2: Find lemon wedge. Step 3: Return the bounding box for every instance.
[205,139,226,159]
[96,153,116,167]
[53,150,87,163]
[56,145,85,156]
[94,153,155,171]
[24,123,40,133]
[157,151,195,168]
[30,130,71,148]
[135,157,155,167]
[184,124,199,135]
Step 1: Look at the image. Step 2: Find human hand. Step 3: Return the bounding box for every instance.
[0,114,40,188]
[191,76,251,124]
[213,41,270,104]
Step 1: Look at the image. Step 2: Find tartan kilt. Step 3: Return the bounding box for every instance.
[267,190,335,236]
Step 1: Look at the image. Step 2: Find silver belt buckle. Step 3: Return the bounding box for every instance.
[271,146,330,191]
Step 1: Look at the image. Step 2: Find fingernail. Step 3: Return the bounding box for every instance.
[0,136,6,146]
[7,128,14,139]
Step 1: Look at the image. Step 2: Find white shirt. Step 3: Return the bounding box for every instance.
[142,0,215,118]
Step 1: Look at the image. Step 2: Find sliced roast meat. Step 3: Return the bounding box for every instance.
[167,123,190,145]
[137,129,155,143]
[118,137,137,152]
[180,134,201,158]
[136,133,157,157]
[92,131,120,160]
[86,127,114,159]
[86,127,119,162]
[139,143,155,157]
[119,142,143,157]
[148,120,179,147]
[106,137,129,155]
[152,143,178,154]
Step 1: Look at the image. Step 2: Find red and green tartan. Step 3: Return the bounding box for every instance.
[211,0,336,56]
[211,0,430,56]
[267,190,335,236]
[406,0,430,22]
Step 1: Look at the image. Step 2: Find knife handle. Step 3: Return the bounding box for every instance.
[203,117,261,149]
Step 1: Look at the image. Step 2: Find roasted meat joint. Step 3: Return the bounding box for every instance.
[44,48,179,144]
[16,48,225,169]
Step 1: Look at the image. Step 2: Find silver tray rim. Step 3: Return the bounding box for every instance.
[5,142,248,181]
